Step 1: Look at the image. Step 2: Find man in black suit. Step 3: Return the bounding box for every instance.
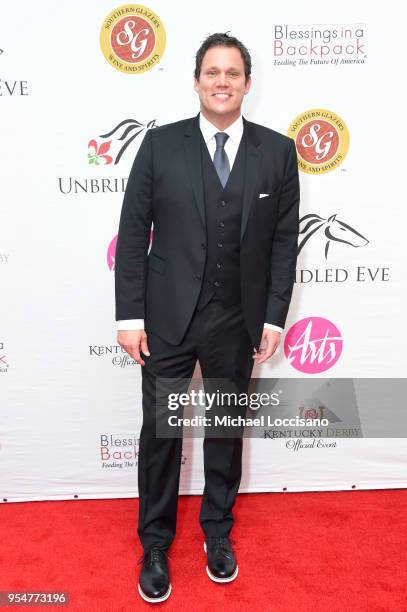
[115,32,299,603]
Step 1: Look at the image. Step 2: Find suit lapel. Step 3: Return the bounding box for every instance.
[184,114,206,230]
[241,117,261,240]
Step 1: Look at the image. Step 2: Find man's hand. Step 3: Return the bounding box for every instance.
[117,330,150,366]
[253,329,281,364]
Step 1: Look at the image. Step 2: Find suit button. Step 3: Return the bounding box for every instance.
[218,222,225,228]
[216,263,222,269]
[220,200,226,207]
[194,274,201,281]
[214,280,220,287]
[217,242,223,248]
[201,243,206,250]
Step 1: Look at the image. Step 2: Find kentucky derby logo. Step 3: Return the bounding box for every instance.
[298,400,341,423]
[299,213,369,259]
[100,4,166,74]
[284,317,343,373]
[288,109,350,174]
[88,118,158,166]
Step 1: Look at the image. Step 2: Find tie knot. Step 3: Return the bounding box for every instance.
[215,132,229,149]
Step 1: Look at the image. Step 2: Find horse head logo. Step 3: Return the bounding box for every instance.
[298,213,369,260]
[89,118,158,166]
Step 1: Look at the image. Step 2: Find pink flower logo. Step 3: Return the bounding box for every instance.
[88,139,113,165]
[284,316,343,374]
[304,408,319,419]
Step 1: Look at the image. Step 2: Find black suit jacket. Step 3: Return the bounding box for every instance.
[115,113,300,349]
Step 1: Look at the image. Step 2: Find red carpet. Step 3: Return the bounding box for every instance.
[1,491,406,611]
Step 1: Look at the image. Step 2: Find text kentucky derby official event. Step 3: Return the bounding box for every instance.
[1,1,406,610]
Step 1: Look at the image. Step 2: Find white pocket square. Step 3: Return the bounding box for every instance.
[259,193,270,198]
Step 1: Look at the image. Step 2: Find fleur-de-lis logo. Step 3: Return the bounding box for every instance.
[88,140,113,165]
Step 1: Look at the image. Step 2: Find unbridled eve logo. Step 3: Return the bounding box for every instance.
[288,109,350,174]
[284,317,343,373]
[299,213,368,260]
[100,4,166,74]
[88,118,158,166]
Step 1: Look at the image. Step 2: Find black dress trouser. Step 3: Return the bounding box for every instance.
[137,295,254,551]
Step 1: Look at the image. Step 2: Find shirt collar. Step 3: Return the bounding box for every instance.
[199,112,243,145]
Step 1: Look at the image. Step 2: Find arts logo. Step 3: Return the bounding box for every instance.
[284,317,343,373]
[100,4,166,74]
[107,235,117,271]
[88,118,158,166]
[299,213,368,260]
[107,230,153,271]
[288,109,349,174]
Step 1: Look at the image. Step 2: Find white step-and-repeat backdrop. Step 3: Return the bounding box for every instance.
[1,1,406,502]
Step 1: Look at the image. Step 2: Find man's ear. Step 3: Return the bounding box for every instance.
[244,76,252,95]
[193,78,199,93]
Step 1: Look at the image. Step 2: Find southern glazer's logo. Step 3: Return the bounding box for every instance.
[284,317,343,373]
[295,212,390,285]
[273,23,367,67]
[0,339,9,373]
[288,109,349,174]
[100,4,166,74]
[58,117,157,195]
[100,433,187,469]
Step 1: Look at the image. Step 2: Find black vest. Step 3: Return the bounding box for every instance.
[196,132,247,311]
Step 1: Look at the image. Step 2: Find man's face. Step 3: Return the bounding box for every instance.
[194,45,251,120]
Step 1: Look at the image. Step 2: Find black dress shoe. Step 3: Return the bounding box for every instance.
[204,536,238,582]
[138,547,172,603]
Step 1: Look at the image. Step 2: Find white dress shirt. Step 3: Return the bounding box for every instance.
[117,112,283,334]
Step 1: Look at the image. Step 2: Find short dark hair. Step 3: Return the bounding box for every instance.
[194,32,252,82]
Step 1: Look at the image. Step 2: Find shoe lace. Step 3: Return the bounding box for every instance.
[207,536,236,559]
[137,547,170,566]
